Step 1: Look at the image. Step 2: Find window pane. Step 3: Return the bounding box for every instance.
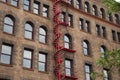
[39,35,45,43]
[4,24,13,34]
[24,0,30,10]
[65,68,71,76]
[23,50,32,59]
[39,28,46,35]
[34,9,38,14]
[25,23,32,31]
[39,53,46,62]
[2,45,12,55]
[25,31,32,39]
[65,60,71,68]
[64,36,70,42]
[23,59,31,68]
[4,17,13,25]
[86,73,90,80]
[43,5,48,17]
[0,54,10,64]
[84,48,88,55]
[64,43,69,49]
[34,2,39,14]
[85,65,90,73]
[38,62,45,71]
[11,0,18,6]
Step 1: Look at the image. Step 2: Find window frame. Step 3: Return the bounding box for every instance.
[85,21,90,32]
[96,24,101,36]
[101,27,106,38]
[85,64,92,80]
[23,0,30,11]
[24,22,33,40]
[103,69,110,80]
[64,34,72,49]
[39,26,47,43]
[0,43,13,65]
[38,52,47,72]
[76,0,81,9]
[68,14,73,26]
[11,0,18,7]
[100,8,105,19]
[79,18,84,30]
[84,2,89,13]
[60,12,66,22]
[33,1,40,14]
[42,4,49,18]
[112,30,116,41]
[65,59,73,76]
[22,48,33,69]
[92,5,97,16]
[83,40,90,55]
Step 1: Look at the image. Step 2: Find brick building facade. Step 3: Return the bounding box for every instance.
[0,0,120,80]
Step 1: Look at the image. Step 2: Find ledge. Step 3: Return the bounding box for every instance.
[63,48,76,53]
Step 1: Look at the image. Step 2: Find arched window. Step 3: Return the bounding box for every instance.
[92,5,97,16]
[100,45,106,57]
[24,22,33,39]
[83,40,90,55]
[64,34,72,49]
[115,14,120,24]
[39,26,47,43]
[76,0,81,9]
[100,8,105,19]
[84,2,90,13]
[108,13,113,22]
[4,16,14,34]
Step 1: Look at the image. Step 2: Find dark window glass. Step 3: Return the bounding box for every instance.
[76,0,81,9]
[85,2,89,13]
[42,4,49,17]
[64,34,72,49]
[103,69,109,80]
[68,14,73,26]
[60,12,66,22]
[112,30,116,41]
[33,1,40,14]
[39,27,47,43]
[0,44,13,64]
[108,13,113,22]
[100,8,105,19]
[24,22,33,39]
[4,16,14,34]
[83,41,89,55]
[11,0,18,6]
[23,49,32,68]
[96,24,101,36]
[102,27,106,38]
[115,14,120,24]
[79,18,84,30]
[38,53,47,72]
[117,32,120,42]
[92,5,97,16]
[65,59,72,76]
[23,0,30,11]
[85,21,90,32]
[100,46,106,57]
[85,64,92,80]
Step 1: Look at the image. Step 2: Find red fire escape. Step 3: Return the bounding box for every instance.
[53,0,78,80]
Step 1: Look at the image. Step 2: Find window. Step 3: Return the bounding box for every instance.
[85,2,89,13]
[4,16,14,34]
[67,0,73,5]
[42,4,49,17]
[115,14,120,24]
[85,64,92,80]
[100,8,105,19]
[39,27,47,43]
[23,49,33,68]
[0,44,13,64]
[33,1,40,14]
[23,0,30,11]
[68,14,73,26]
[117,32,120,42]
[83,40,90,55]
[96,24,101,36]
[103,69,109,80]
[79,18,84,30]
[11,0,18,6]
[38,52,47,72]
[1,0,6,2]
[112,30,116,41]
[65,59,72,76]
[85,21,90,32]
[101,27,106,38]
[60,12,66,22]
[76,0,81,9]
[24,22,33,39]
[64,34,72,49]
[108,13,113,22]
[92,5,97,16]
[100,46,106,57]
